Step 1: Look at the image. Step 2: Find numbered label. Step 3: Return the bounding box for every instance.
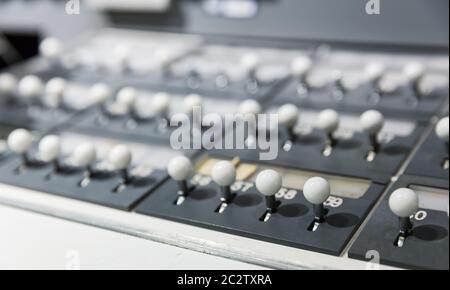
[275,188,298,200]
[190,174,212,187]
[191,175,255,193]
[231,181,254,193]
[324,196,344,208]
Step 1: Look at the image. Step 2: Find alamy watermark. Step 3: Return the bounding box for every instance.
[366,0,380,15]
[65,250,81,270]
[365,250,381,270]
[64,0,379,16]
[66,0,81,15]
[169,107,279,161]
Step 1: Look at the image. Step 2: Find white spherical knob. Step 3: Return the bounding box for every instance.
[134,93,171,119]
[112,45,130,68]
[278,104,300,129]
[7,129,33,154]
[116,87,137,108]
[18,75,44,99]
[38,135,61,162]
[389,188,419,218]
[364,62,386,82]
[240,53,260,72]
[360,110,384,135]
[0,73,17,95]
[211,161,236,187]
[108,145,132,170]
[291,56,313,77]
[303,177,330,205]
[239,99,262,116]
[153,48,172,67]
[71,143,96,167]
[316,109,340,134]
[167,156,194,181]
[45,78,66,97]
[256,169,282,197]
[403,62,425,82]
[182,94,203,114]
[89,83,112,104]
[44,78,66,108]
[43,78,67,108]
[151,92,171,115]
[435,117,449,143]
[39,37,63,60]
[331,70,344,83]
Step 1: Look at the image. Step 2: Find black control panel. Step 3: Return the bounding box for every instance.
[0,0,448,270]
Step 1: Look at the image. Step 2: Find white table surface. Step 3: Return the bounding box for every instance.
[0,204,264,270]
[0,183,395,270]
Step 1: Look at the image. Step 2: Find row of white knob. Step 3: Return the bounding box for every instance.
[39,38,258,75]
[3,129,428,225]
[5,127,444,218]
[0,74,170,117]
[39,38,177,71]
[38,37,432,85]
[2,75,448,143]
[0,74,202,117]
[7,129,132,170]
[2,128,426,221]
[0,74,107,102]
[292,56,428,83]
[278,104,385,136]
[168,156,329,205]
[7,125,440,217]
[279,104,449,143]
[176,55,429,92]
[168,155,424,218]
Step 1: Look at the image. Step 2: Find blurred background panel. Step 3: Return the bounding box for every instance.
[99,0,449,47]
